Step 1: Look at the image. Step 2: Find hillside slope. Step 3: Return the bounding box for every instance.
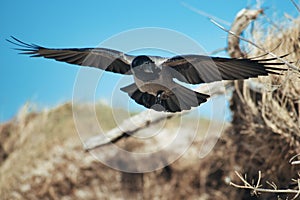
[1,103,226,200]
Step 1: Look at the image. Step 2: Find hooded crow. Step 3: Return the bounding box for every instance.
[7,36,286,112]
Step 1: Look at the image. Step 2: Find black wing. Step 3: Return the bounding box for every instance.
[7,36,134,75]
[163,55,287,84]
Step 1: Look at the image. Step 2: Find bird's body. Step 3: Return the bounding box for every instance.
[7,36,286,112]
[131,58,173,95]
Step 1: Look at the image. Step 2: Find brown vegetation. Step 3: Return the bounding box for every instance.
[210,14,300,199]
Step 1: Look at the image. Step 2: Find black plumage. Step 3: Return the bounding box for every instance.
[7,36,286,112]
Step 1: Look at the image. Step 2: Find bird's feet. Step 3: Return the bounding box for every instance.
[155,90,164,104]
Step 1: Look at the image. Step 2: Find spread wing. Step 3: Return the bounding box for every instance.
[163,55,286,84]
[7,36,135,75]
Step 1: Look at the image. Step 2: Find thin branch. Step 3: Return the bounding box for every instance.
[290,153,300,165]
[209,47,227,55]
[230,171,300,199]
[83,110,175,150]
[255,171,262,195]
[261,13,280,30]
[292,161,300,165]
[210,18,300,72]
[290,0,300,13]
[266,181,278,190]
[181,2,231,26]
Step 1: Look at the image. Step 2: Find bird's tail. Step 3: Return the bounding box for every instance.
[121,83,209,112]
[170,83,209,111]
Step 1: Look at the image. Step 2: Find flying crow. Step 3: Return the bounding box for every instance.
[7,36,286,112]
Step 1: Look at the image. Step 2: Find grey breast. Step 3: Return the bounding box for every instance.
[134,66,175,96]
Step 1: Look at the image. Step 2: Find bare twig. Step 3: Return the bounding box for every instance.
[266,181,278,190]
[292,161,300,165]
[230,171,300,199]
[181,2,231,26]
[261,13,280,29]
[209,47,227,55]
[290,0,300,13]
[290,153,300,165]
[210,18,300,72]
[255,171,262,195]
[83,110,175,150]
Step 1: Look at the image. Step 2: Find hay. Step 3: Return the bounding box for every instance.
[208,15,300,199]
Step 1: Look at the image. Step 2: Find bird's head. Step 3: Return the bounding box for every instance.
[131,55,160,80]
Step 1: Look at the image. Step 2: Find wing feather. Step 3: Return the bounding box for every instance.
[163,55,286,84]
[7,36,134,75]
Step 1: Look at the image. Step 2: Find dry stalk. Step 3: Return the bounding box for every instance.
[210,18,300,72]
[83,110,175,150]
[222,7,300,200]
[214,7,300,140]
[290,153,300,165]
[181,2,231,26]
[230,171,300,200]
[290,0,300,13]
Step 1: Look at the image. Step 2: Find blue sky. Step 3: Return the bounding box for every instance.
[0,0,298,122]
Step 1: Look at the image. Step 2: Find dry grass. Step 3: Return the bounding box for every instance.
[0,102,216,200]
[244,17,300,139]
[0,103,78,196]
[217,15,300,199]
